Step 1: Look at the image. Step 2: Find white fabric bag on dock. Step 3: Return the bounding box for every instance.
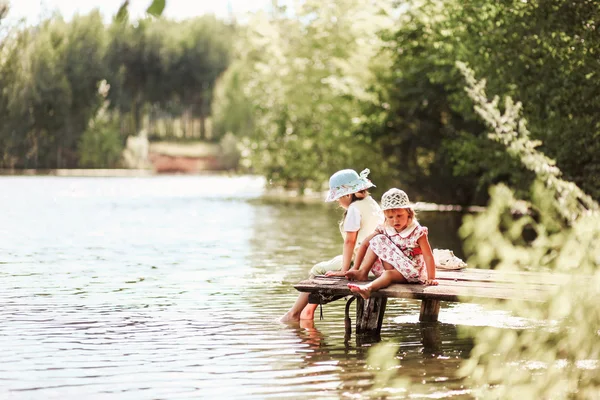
[433,249,467,270]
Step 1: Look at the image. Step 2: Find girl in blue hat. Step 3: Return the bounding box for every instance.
[280,168,384,322]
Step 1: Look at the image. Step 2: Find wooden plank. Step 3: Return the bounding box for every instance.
[294,277,551,303]
[313,268,566,287]
[427,278,551,291]
[435,268,566,285]
[312,273,552,291]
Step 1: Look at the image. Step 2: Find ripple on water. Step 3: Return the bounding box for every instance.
[0,176,505,399]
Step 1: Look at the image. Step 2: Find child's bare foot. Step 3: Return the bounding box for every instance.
[279,311,300,323]
[348,283,372,299]
[345,270,368,281]
[299,319,315,330]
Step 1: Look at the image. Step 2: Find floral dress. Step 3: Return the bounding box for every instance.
[369,221,429,283]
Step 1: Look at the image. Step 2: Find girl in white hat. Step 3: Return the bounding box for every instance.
[280,168,384,322]
[345,188,438,299]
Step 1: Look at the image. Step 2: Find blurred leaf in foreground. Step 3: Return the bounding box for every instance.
[146,0,166,17]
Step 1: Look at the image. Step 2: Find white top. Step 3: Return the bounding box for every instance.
[339,196,384,255]
[343,205,361,232]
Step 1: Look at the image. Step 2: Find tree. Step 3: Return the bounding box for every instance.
[0,12,107,168]
[362,0,600,204]
[456,63,599,400]
[219,0,395,191]
[105,18,163,135]
[438,0,600,200]
[362,0,535,205]
[444,0,600,199]
[366,62,600,400]
[168,16,232,140]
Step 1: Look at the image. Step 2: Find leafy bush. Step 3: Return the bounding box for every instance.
[366,64,599,399]
[456,63,599,400]
[78,113,123,169]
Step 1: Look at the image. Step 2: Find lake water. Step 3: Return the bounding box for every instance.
[0,175,525,399]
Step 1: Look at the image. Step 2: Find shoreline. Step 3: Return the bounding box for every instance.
[261,187,485,212]
[0,168,155,177]
[0,168,239,177]
[0,169,486,212]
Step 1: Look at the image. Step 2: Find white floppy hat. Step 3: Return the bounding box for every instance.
[325,168,375,202]
[381,188,411,210]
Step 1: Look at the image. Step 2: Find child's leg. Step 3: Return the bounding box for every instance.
[348,268,407,299]
[345,247,378,281]
[282,256,343,322]
[370,269,407,291]
[300,303,318,320]
[280,292,310,322]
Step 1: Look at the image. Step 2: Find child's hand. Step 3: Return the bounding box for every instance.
[425,279,438,286]
[325,271,346,277]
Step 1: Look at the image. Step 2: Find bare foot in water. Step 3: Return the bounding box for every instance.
[345,270,368,281]
[279,311,300,323]
[348,283,372,299]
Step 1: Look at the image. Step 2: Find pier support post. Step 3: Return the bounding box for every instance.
[419,299,440,322]
[355,296,387,337]
[419,322,442,354]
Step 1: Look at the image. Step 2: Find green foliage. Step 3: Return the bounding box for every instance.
[360,0,600,204]
[0,4,233,168]
[78,81,123,169]
[78,115,123,168]
[212,56,254,139]
[445,0,600,200]
[169,16,232,139]
[0,12,107,168]
[106,15,232,139]
[116,0,166,22]
[218,132,241,170]
[367,62,599,400]
[457,62,598,221]
[216,0,395,191]
[146,0,166,18]
[366,342,410,396]
[115,1,130,23]
[363,0,534,205]
[456,66,599,399]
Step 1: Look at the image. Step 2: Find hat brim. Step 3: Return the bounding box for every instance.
[382,204,414,211]
[325,180,375,202]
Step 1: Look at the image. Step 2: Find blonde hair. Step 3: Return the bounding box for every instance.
[384,207,418,227]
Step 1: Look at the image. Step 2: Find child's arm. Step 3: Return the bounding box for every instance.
[325,231,358,277]
[417,234,438,286]
[351,229,380,270]
[352,241,369,272]
[340,231,358,272]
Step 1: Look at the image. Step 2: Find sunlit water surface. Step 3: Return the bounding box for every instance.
[0,175,529,399]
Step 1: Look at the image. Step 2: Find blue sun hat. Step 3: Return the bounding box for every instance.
[325,168,376,202]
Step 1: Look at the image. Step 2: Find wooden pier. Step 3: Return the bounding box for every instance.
[294,268,561,338]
